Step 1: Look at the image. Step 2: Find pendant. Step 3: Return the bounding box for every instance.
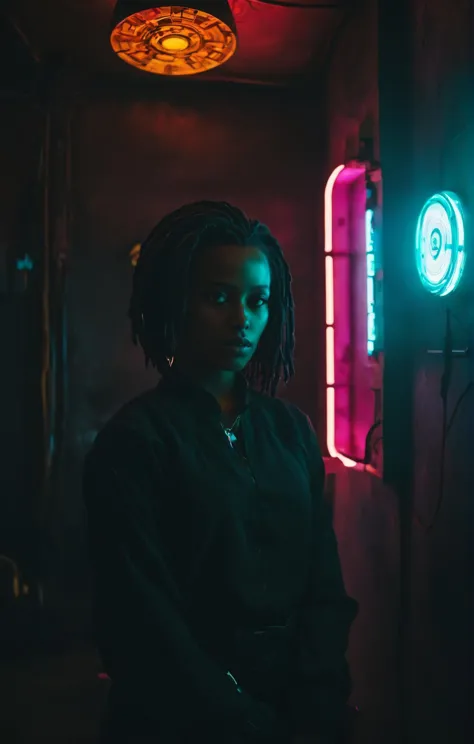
[224,429,237,447]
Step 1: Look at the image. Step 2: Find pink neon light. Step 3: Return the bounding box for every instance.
[326,323,335,386]
[324,165,357,468]
[325,254,334,326]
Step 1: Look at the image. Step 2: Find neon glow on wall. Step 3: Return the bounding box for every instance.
[415,191,466,296]
[324,164,357,467]
[324,163,382,467]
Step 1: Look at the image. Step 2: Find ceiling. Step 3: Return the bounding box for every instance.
[5,0,348,87]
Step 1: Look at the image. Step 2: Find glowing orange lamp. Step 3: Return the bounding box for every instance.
[111,2,237,76]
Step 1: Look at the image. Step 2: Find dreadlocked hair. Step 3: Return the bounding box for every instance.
[129,200,295,397]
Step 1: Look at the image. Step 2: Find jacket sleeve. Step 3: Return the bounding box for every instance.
[83,425,277,742]
[288,416,358,742]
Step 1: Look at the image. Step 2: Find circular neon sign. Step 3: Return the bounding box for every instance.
[415,191,467,296]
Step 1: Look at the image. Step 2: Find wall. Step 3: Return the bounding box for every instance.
[0,100,44,581]
[325,0,379,168]
[324,2,401,742]
[409,1,473,742]
[326,1,474,742]
[61,83,326,592]
[326,464,400,744]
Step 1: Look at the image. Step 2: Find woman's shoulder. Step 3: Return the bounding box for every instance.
[251,388,310,423]
[250,390,318,444]
[88,386,170,459]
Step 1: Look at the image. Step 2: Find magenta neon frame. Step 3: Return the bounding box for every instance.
[324,164,360,467]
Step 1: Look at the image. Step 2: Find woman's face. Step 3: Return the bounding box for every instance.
[177,243,271,372]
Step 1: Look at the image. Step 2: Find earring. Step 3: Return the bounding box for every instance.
[166,356,175,368]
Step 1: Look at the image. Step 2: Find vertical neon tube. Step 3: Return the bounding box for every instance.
[324,166,356,467]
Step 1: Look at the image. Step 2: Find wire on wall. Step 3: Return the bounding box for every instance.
[415,308,472,532]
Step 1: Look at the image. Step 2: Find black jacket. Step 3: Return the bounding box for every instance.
[83,372,358,743]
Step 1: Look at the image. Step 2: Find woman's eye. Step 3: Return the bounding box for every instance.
[206,292,269,307]
[209,291,227,304]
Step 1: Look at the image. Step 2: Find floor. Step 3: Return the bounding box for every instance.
[0,642,370,744]
[0,587,379,744]
[0,584,108,744]
[0,641,107,744]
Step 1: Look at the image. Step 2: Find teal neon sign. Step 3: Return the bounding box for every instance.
[415,191,466,296]
[365,208,376,355]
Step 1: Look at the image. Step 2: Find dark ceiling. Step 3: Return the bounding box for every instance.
[4,0,348,87]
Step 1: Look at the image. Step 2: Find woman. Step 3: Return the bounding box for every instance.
[83,201,358,744]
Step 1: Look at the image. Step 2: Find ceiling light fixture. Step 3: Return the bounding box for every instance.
[110,2,237,76]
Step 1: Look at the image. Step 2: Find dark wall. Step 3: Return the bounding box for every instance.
[62,84,326,583]
[408,1,473,741]
[326,0,474,742]
[325,0,378,167]
[0,101,44,575]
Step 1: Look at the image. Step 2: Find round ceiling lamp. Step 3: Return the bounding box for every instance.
[415,191,467,297]
[110,2,237,76]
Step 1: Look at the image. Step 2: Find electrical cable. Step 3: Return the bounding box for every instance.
[446,381,473,435]
[413,309,451,531]
[336,419,382,467]
[414,309,472,532]
[364,419,382,464]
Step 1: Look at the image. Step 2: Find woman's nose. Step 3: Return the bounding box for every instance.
[231,302,250,328]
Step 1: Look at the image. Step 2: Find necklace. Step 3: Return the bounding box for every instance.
[221,414,241,448]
